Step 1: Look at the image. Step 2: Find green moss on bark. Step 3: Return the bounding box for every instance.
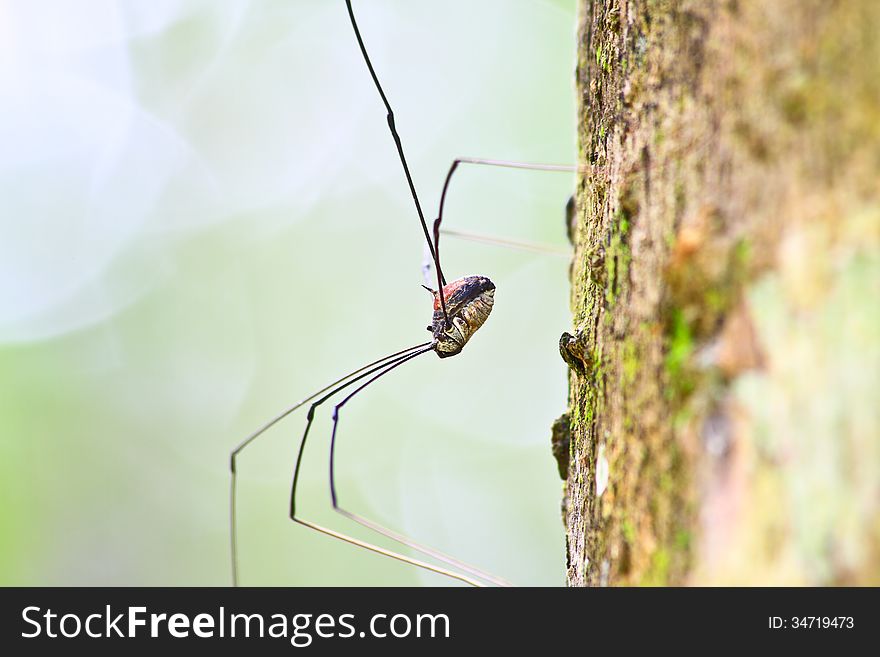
[563,0,880,586]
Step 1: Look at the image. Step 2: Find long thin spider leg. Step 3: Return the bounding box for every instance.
[440,227,572,257]
[433,157,589,264]
[344,0,450,327]
[288,345,432,520]
[328,355,512,587]
[288,345,487,587]
[230,340,431,586]
[332,509,510,587]
[291,519,484,587]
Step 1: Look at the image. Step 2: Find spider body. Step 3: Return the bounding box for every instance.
[429,275,496,358]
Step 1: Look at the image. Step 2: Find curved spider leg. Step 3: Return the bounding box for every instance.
[287,343,492,587]
[432,157,589,262]
[327,358,513,587]
[230,340,430,586]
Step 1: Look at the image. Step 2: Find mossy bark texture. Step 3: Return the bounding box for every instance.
[564,0,880,586]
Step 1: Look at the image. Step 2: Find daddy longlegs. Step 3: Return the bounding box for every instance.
[230,0,581,587]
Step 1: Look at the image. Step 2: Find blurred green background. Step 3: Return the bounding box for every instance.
[0,0,577,586]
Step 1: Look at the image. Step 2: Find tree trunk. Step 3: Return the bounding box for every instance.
[562,0,880,586]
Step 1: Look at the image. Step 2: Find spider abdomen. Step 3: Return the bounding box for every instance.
[430,275,495,358]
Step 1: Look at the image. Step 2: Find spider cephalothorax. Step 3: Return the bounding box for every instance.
[428,275,495,358]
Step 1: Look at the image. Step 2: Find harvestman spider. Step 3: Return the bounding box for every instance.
[230,0,579,587]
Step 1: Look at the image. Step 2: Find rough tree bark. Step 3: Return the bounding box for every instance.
[561,0,879,585]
